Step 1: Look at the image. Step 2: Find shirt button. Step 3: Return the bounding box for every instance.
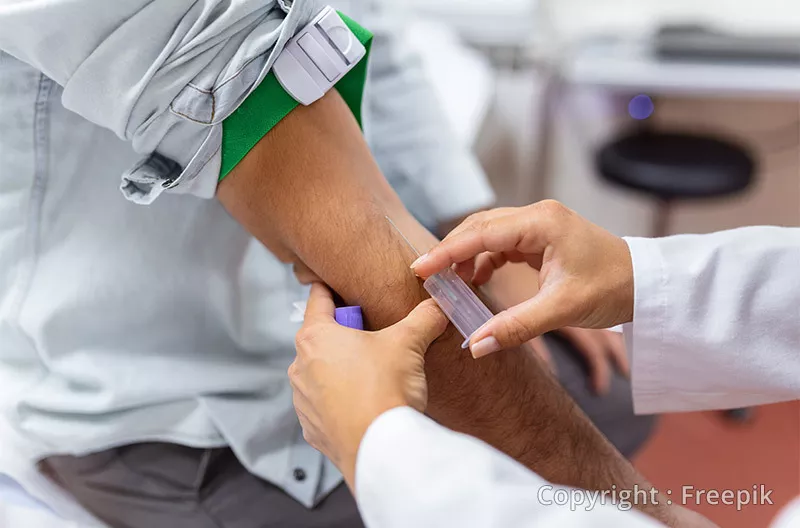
[293,468,307,482]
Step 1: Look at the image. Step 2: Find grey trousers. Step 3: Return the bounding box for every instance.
[41,334,654,528]
[42,445,364,528]
[544,333,657,458]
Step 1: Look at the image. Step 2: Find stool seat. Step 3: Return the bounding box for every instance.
[597,132,755,199]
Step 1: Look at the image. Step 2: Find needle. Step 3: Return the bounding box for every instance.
[385,216,421,258]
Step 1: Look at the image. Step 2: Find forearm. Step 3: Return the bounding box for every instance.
[218,91,676,525]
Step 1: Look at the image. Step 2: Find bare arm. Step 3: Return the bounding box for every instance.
[217,91,685,526]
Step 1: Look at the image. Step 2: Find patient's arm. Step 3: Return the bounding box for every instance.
[217,91,683,526]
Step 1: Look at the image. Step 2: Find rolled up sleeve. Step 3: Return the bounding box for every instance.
[0,0,323,204]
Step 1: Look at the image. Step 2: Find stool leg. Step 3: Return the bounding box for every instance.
[653,199,671,238]
[722,407,755,423]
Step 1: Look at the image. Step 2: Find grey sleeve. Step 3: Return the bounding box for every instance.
[0,0,323,203]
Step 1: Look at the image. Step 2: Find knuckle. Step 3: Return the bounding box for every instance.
[535,199,565,215]
[421,300,444,320]
[461,214,493,237]
[473,217,496,234]
[294,326,320,348]
[463,211,487,228]
[302,429,314,445]
[534,200,572,226]
[503,313,532,346]
[489,252,505,268]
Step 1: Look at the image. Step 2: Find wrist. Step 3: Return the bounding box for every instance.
[612,235,635,325]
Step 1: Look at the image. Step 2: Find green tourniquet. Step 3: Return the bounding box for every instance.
[219,12,373,180]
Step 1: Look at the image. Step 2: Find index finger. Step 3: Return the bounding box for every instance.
[411,213,546,279]
[304,282,336,324]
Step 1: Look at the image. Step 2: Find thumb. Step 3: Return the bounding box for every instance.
[389,299,449,355]
[468,289,570,359]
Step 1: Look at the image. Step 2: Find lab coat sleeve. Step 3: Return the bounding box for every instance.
[356,406,662,528]
[0,0,322,204]
[360,4,495,227]
[624,227,800,414]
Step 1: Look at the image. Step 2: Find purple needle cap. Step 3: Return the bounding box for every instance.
[334,306,364,330]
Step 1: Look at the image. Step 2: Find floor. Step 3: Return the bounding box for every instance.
[634,402,800,527]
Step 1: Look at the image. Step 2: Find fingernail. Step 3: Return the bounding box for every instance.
[470,322,492,345]
[471,337,501,359]
[410,254,429,269]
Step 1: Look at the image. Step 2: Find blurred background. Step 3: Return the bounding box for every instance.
[402,1,799,526]
[0,2,796,527]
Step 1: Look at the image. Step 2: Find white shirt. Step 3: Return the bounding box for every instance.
[355,226,800,527]
[0,0,493,520]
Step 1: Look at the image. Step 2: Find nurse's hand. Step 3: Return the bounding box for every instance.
[289,282,448,489]
[412,200,634,358]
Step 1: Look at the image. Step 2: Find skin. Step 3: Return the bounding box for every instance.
[298,222,630,394]
[291,283,447,487]
[291,287,713,528]
[483,262,630,394]
[217,91,694,526]
[412,202,638,358]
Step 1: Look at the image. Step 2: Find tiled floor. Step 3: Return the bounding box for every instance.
[634,402,800,527]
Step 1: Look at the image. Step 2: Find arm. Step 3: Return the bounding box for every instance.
[625,228,800,414]
[217,92,681,525]
[414,205,800,413]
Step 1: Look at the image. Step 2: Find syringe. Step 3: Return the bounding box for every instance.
[386,217,494,348]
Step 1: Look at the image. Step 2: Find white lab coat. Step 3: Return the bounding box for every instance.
[355,226,800,528]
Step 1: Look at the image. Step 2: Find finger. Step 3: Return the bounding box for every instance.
[571,332,612,395]
[529,336,557,376]
[304,282,336,324]
[472,252,508,286]
[287,360,300,388]
[293,405,317,448]
[441,208,519,244]
[454,259,476,283]
[295,407,311,432]
[606,331,630,378]
[413,209,519,278]
[471,250,536,286]
[292,390,317,429]
[469,288,572,358]
[413,213,529,277]
[388,299,449,355]
[412,212,550,279]
[588,350,612,396]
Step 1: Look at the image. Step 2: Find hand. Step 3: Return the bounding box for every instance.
[529,329,628,394]
[555,328,629,394]
[528,336,556,374]
[289,283,448,489]
[412,200,634,358]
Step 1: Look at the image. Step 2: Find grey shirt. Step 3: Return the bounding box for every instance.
[0,0,493,516]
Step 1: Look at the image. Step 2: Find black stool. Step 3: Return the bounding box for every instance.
[596,131,756,237]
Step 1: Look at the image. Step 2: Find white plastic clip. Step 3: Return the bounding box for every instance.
[273,6,367,106]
